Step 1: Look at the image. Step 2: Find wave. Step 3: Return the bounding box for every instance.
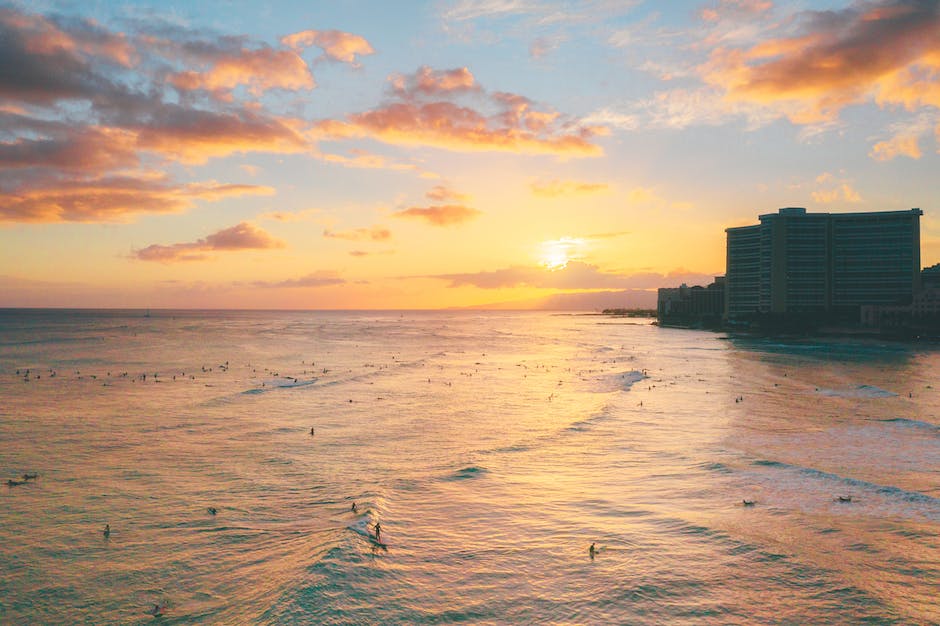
[444,465,488,481]
[751,459,939,506]
[592,370,648,393]
[241,378,318,395]
[876,417,939,432]
[816,384,897,399]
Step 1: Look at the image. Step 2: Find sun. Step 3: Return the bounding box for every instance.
[538,237,584,271]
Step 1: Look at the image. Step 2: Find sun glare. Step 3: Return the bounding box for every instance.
[539,237,585,271]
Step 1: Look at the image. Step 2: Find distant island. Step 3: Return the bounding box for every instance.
[601,308,656,318]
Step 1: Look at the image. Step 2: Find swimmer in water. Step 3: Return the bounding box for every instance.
[103,524,110,537]
[150,603,163,616]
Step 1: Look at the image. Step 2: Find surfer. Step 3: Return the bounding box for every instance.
[742,499,755,506]
[149,603,163,616]
[103,524,111,537]
[373,522,381,540]
[351,502,358,513]
[589,542,596,558]
[207,507,217,515]
[310,427,315,435]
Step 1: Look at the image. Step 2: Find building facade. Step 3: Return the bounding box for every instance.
[726,208,922,320]
[657,277,725,326]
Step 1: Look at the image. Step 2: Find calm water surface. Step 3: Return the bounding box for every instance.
[0,310,938,624]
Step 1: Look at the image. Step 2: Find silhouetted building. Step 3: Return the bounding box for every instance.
[658,277,725,326]
[922,264,940,290]
[726,208,922,321]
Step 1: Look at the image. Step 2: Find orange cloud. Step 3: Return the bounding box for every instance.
[0,118,139,171]
[134,107,308,164]
[316,148,418,172]
[1,173,274,223]
[392,204,481,226]
[135,222,286,262]
[812,182,862,204]
[701,1,940,124]
[252,271,346,288]
[167,47,314,96]
[323,226,391,241]
[531,179,608,197]
[314,66,603,157]
[869,134,922,161]
[281,29,374,65]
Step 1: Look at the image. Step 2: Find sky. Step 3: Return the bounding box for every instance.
[1,0,938,310]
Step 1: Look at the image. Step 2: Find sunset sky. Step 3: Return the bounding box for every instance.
[2,0,938,309]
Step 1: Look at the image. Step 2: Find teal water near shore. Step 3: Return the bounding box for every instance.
[1,310,938,624]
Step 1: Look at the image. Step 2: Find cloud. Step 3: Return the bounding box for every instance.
[316,148,419,172]
[529,35,563,59]
[281,29,374,65]
[867,112,939,161]
[390,66,479,96]
[869,134,922,161]
[253,271,346,288]
[392,204,482,226]
[261,208,320,222]
[133,105,308,164]
[0,9,131,105]
[427,261,716,290]
[323,226,391,241]
[349,249,394,257]
[425,184,469,202]
[134,222,285,262]
[166,46,314,96]
[530,179,608,197]
[812,183,862,204]
[0,6,349,223]
[0,173,274,223]
[700,0,773,23]
[700,1,940,124]
[442,0,540,21]
[314,65,604,157]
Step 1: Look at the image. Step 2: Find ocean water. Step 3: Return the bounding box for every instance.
[1,309,938,625]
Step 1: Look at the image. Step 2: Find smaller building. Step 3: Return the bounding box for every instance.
[658,277,725,327]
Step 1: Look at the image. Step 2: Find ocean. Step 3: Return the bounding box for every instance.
[0,309,938,624]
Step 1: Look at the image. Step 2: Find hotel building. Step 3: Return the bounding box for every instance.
[725,208,922,320]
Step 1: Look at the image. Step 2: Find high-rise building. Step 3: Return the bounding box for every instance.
[726,207,922,320]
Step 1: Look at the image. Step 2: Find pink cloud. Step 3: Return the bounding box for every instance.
[392,204,481,226]
[530,179,608,197]
[1,173,274,223]
[167,47,314,96]
[134,222,285,262]
[323,226,391,241]
[281,29,374,65]
[425,184,469,202]
[390,66,479,97]
[252,271,346,288]
[701,1,940,124]
[314,66,604,157]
